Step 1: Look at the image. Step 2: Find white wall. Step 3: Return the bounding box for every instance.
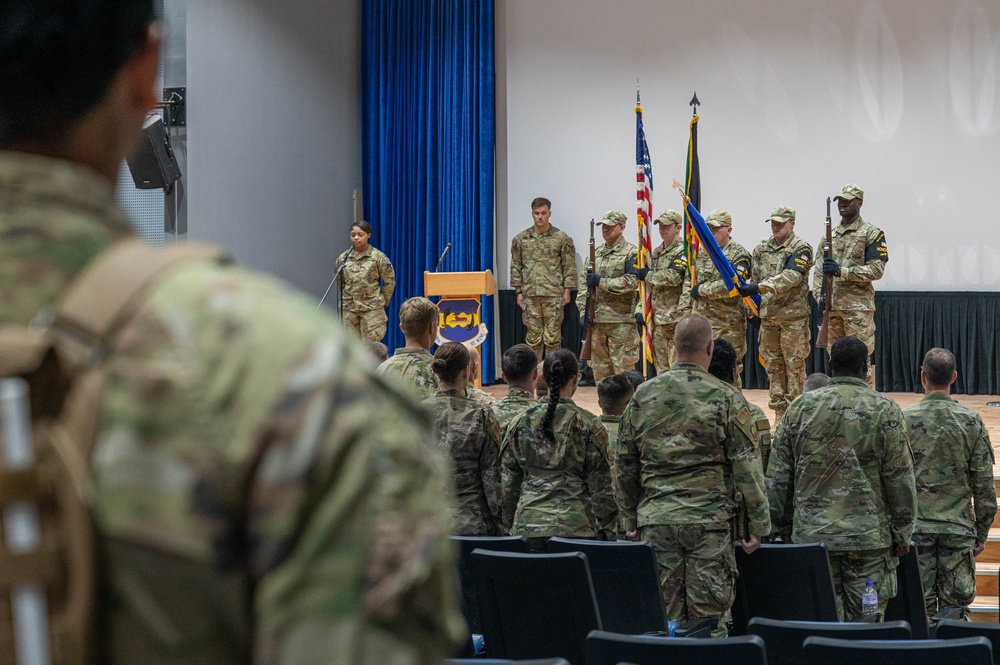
[186,0,361,297]
[498,0,1000,291]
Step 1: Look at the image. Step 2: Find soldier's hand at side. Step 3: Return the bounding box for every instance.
[689,284,701,300]
[738,282,759,297]
[975,541,986,557]
[516,293,525,309]
[561,289,571,306]
[892,543,910,557]
[586,273,601,288]
[741,534,762,554]
[625,530,640,541]
[822,257,841,276]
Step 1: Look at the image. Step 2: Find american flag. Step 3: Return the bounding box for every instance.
[635,92,654,367]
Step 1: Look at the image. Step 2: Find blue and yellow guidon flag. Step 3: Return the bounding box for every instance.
[435,298,489,347]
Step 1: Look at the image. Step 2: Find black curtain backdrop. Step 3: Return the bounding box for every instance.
[497,290,1000,395]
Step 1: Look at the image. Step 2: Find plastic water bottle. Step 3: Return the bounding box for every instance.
[861,579,879,616]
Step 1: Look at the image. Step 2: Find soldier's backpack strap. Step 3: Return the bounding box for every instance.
[0,240,227,665]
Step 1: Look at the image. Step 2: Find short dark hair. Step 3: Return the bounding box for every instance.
[922,348,956,388]
[598,374,633,415]
[502,344,537,383]
[622,370,645,392]
[803,372,829,393]
[431,342,470,384]
[829,336,869,378]
[707,337,738,385]
[0,0,156,147]
[351,220,373,236]
[531,197,551,210]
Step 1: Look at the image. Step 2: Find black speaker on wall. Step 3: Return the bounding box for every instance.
[126,116,182,190]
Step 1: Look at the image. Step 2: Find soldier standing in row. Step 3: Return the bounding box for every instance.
[813,184,888,388]
[491,343,538,437]
[376,296,440,399]
[511,197,578,362]
[577,210,640,383]
[426,343,504,536]
[690,210,752,386]
[708,338,773,472]
[768,336,916,621]
[634,210,689,373]
[902,348,996,619]
[740,206,814,421]
[614,314,769,636]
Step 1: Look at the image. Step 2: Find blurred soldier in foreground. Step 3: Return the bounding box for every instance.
[577,210,639,383]
[615,314,769,636]
[0,2,465,662]
[741,206,813,421]
[768,336,915,621]
[902,348,996,619]
[510,197,578,361]
[376,296,440,399]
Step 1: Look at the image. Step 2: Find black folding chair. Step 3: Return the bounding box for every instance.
[452,535,530,636]
[584,630,767,665]
[883,545,963,637]
[933,619,1000,663]
[802,635,992,665]
[747,616,911,665]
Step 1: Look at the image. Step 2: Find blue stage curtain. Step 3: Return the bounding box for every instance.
[362,0,497,381]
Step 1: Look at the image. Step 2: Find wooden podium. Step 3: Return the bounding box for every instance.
[425,270,497,388]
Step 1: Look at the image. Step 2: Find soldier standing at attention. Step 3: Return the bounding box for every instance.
[376,297,440,399]
[689,210,752,386]
[0,1,466,660]
[739,206,814,421]
[813,184,888,388]
[510,197,578,361]
[768,336,915,621]
[707,338,773,472]
[502,349,618,551]
[335,220,395,342]
[614,314,769,636]
[491,344,538,437]
[597,373,635,449]
[902,348,996,619]
[426,343,504,536]
[576,210,640,383]
[633,210,689,373]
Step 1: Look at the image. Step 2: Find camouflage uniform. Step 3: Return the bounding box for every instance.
[510,225,578,361]
[692,236,751,384]
[767,377,916,620]
[747,402,772,473]
[336,244,395,342]
[0,152,466,663]
[466,384,497,405]
[491,387,537,439]
[812,192,887,387]
[501,398,618,540]
[425,389,504,536]
[751,221,814,420]
[614,364,770,631]
[903,394,997,617]
[577,232,639,383]
[646,238,688,374]
[376,346,438,399]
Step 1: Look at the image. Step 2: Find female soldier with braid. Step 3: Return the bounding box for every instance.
[425,342,504,535]
[501,349,618,550]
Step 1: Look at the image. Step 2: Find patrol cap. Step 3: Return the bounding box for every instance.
[596,210,627,226]
[834,184,864,201]
[655,210,681,225]
[705,209,732,228]
[766,206,796,223]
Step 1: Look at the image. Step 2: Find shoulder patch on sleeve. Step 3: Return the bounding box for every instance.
[735,405,752,427]
[784,246,813,274]
[755,417,770,432]
[865,231,888,262]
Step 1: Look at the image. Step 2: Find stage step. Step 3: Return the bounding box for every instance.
[971,596,999,623]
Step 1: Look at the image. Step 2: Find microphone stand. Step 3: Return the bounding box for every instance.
[434,243,451,273]
[317,250,351,313]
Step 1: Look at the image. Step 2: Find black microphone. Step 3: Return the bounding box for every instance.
[434,242,452,272]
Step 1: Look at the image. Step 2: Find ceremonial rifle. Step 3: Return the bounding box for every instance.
[816,197,833,347]
[580,219,596,361]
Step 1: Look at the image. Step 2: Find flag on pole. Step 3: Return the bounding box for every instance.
[671,180,762,317]
[635,92,654,367]
[684,111,702,285]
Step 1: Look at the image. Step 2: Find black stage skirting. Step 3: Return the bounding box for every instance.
[495,290,1000,395]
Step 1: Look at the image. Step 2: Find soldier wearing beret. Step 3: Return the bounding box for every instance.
[813,184,888,388]
[576,210,640,383]
[741,206,814,421]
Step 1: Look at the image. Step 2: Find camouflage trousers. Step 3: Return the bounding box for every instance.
[759,317,810,420]
[522,296,565,361]
[591,322,639,383]
[828,547,895,621]
[912,533,976,619]
[825,309,875,388]
[642,522,736,636]
[651,321,677,375]
[344,308,387,343]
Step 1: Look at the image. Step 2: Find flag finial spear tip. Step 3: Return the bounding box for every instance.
[689,92,700,107]
[636,79,641,104]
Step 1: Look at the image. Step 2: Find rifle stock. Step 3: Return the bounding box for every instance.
[816,197,833,347]
[580,219,597,360]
